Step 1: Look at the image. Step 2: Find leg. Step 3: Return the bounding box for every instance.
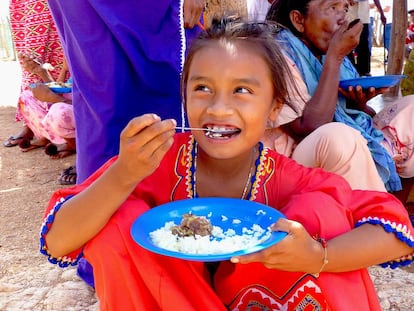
[355,24,371,76]
[3,125,34,147]
[84,200,226,310]
[42,102,75,145]
[292,123,386,191]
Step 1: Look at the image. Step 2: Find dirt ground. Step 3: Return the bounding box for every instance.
[0,47,413,310]
[0,107,98,310]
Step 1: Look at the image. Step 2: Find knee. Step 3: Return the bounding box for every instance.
[47,102,70,118]
[46,103,75,127]
[310,123,366,157]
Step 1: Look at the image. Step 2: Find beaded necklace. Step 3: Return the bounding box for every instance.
[190,141,262,200]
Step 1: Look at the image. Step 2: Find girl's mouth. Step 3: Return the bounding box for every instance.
[204,126,241,139]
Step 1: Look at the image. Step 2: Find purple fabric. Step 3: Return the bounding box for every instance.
[77,258,95,288]
[46,0,201,183]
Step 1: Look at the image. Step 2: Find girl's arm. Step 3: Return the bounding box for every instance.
[45,115,177,257]
[231,219,412,274]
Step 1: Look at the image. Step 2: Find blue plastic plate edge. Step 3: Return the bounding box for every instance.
[339,75,406,89]
[130,198,287,262]
[29,83,71,93]
[49,86,72,93]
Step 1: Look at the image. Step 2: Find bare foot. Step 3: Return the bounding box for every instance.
[45,143,76,159]
[19,137,49,152]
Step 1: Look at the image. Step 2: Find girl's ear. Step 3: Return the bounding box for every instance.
[289,10,305,33]
[268,98,282,122]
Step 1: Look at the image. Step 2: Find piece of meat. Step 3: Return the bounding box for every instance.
[171,213,213,237]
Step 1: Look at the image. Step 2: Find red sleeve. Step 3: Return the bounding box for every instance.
[39,157,118,267]
[264,151,414,268]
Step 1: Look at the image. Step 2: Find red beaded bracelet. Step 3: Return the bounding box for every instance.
[313,237,328,278]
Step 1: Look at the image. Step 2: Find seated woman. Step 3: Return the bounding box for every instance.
[16,57,76,159]
[264,0,414,201]
[4,0,65,147]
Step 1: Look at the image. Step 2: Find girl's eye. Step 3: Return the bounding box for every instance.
[234,87,251,94]
[194,84,210,92]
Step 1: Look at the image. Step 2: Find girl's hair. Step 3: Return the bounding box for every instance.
[181,16,299,113]
[266,0,311,37]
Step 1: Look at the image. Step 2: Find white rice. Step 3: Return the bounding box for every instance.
[150,219,271,255]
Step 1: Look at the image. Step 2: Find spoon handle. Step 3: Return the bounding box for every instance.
[175,127,206,131]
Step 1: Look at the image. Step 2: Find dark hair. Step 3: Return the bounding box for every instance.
[266,0,311,37]
[181,16,299,113]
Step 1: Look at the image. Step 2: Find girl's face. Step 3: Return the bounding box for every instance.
[298,0,348,54]
[185,41,279,159]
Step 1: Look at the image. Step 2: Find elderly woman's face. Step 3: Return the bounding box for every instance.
[300,0,349,54]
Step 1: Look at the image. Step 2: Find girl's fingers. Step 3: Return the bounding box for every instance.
[134,124,176,157]
[121,114,161,138]
[231,218,293,264]
[119,115,176,161]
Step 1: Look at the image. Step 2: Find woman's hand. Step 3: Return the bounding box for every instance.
[183,0,204,28]
[30,83,65,103]
[231,218,323,274]
[18,53,53,82]
[339,85,389,116]
[114,114,176,186]
[327,20,363,62]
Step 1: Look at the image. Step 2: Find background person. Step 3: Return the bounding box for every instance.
[265,0,414,197]
[347,0,384,76]
[4,0,66,147]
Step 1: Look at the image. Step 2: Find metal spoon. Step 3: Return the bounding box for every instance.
[175,127,240,134]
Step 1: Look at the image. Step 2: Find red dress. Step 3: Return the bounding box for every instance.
[40,133,414,310]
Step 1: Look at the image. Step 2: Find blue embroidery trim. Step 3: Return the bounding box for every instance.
[39,195,83,267]
[356,217,414,268]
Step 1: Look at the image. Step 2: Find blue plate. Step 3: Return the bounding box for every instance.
[339,75,406,89]
[29,83,72,94]
[130,198,287,262]
[48,86,72,94]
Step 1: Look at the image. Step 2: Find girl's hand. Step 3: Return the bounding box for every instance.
[114,114,176,186]
[183,0,204,28]
[339,85,388,116]
[231,218,323,274]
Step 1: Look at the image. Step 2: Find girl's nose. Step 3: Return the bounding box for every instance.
[206,94,234,116]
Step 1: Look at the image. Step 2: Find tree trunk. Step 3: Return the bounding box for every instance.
[386,0,407,96]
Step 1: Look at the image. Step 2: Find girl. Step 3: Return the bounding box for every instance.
[40,18,414,310]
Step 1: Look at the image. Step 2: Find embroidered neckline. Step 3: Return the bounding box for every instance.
[187,136,263,200]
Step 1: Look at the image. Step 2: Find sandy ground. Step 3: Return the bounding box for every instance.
[0,48,413,310]
[0,61,98,310]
